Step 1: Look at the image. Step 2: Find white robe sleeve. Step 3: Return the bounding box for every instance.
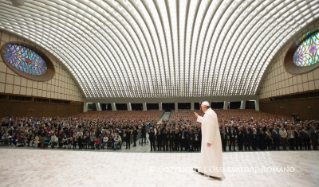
[197,116,203,123]
[205,114,216,144]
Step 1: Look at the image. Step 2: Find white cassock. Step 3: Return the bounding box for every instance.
[197,108,223,178]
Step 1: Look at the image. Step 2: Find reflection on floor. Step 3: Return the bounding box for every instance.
[0,149,318,187]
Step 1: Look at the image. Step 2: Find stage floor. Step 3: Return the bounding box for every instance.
[0,149,318,187]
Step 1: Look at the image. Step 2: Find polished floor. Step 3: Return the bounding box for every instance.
[0,148,318,187]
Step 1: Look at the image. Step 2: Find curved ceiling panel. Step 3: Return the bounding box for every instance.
[0,0,318,98]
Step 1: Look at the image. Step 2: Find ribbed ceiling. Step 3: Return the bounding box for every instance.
[0,0,318,98]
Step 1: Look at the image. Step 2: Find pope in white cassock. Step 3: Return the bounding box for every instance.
[193,101,223,179]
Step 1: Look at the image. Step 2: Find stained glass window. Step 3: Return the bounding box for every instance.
[3,44,47,75]
[293,31,319,67]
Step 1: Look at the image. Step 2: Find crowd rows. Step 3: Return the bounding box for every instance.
[0,110,318,152]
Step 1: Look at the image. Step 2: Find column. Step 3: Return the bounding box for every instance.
[159,102,163,111]
[83,102,88,112]
[127,102,132,111]
[143,102,147,111]
[111,103,117,111]
[255,99,259,111]
[95,102,102,111]
[240,100,246,109]
[175,102,178,111]
[223,101,228,110]
[191,102,194,110]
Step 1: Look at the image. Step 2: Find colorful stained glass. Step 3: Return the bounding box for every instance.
[293,31,319,67]
[3,44,47,75]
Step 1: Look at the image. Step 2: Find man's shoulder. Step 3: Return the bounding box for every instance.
[206,109,217,116]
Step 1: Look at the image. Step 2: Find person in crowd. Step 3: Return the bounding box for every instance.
[249,128,256,150]
[194,128,200,151]
[279,125,288,150]
[67,137,72,149]
[295,127,303,150]
[156,128,162,151]
[149,127,155,151]
[180,126,188,151]
[288,126,295,150]
[108,135,114,149]
[174,128,180,151]
[114,133,121,150]
[244,126,251,151]
[272,126,280,150]
[102,134,109,149]
[310,125,318,150]
[237,127,243,151]
[63,134,68,149]
[141,125,146,145]
[221,128,227,151]
[168,128,175,151]
[259,129,266,150]
[229,126,237,151]
[34,135,39,149]
[94,136,100,150]
[132,126,138,147]
[125,129,131,149]
[302,126,311,150]
[162,129,168,151]
[50,133,58,149]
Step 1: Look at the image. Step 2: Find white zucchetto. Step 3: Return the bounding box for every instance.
[201,101,210,107]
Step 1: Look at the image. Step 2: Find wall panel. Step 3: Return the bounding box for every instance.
[260,97,319,120]
[0,100,83,118]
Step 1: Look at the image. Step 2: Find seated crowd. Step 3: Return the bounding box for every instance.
[0,110,159,150]
[0,109,318,152]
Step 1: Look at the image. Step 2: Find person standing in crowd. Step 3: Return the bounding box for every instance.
[77,129,83,149]
[125,129,131,149]
[168,128,175,151]
[302,126,311,150]
[221,128,227,152]
[132,126,138,147]
[237,127,243,151]
[162,129,168,151]
[34,135,39,148]
[228,126,237,151]
[141,125,146,145]
[114,133,121,150]
[252,128,258,150]
[244,126,251,151]
[279,125,288,150]
[174,128,180,151]
[295,127,303,150]
[188,127,194,152]
[50,133,58,149]
[40,129,46,148]
[288,126,295,150]
[156,128,162,151]
[310,125,318,150]
[149,127,155,151]
[102,135,109,149]
[62,134,68,149]
[180,126,188,151]
[272,126,280,150]
[72,134,77,149]
[194,128,200,151]
[258,128,266,150]
[94,136,99,150]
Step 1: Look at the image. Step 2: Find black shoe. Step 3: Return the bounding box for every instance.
[193,168,204,175]
[208,175,222,180]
